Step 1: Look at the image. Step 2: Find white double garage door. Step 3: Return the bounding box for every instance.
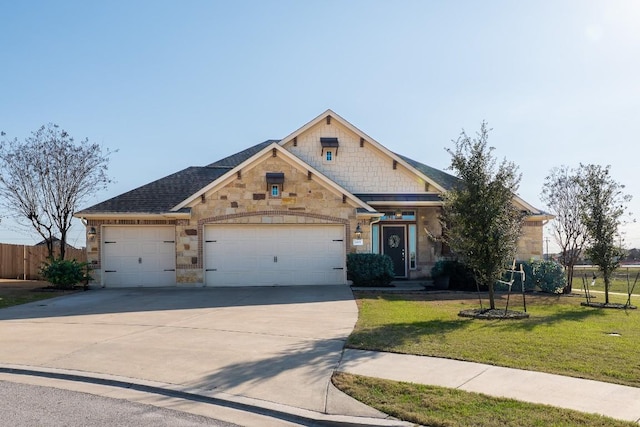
[102,225,346,287]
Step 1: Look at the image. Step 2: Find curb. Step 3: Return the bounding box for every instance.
[0,365,416,427]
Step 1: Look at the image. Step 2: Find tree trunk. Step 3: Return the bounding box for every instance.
[59,230,67,260]
[563,265,574,294]
[604,273,610,305]
[488,283,496,310]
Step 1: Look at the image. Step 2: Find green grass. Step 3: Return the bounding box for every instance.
[0,281,77,309]
[332,372,636,427]
[347,291,640,387]
[0,291,63,309]
[572,266,640,295]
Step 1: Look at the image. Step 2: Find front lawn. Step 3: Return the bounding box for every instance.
[572,266,640,295]
[347,291,640,387]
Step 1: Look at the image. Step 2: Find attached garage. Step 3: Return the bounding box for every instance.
[102,226,176,287]
[204,224,346,286]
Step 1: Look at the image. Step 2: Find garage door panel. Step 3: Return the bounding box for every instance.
[205,225,345,287]
[102,226,176,287]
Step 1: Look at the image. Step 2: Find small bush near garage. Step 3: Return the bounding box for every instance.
[347,254,394,287]
[40,259,91,290]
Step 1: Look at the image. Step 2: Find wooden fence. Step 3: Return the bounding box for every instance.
[0,243,87,280]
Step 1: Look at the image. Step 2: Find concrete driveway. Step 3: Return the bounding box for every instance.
[0,286,358,414]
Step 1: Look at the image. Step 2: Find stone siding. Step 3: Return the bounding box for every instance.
[517,220,544,261]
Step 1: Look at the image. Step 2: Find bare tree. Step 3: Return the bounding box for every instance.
[541,166,588,293]
[0,124,114,259]
[441,122,524,310]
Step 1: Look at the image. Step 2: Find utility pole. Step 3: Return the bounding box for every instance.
[544,237,550,261]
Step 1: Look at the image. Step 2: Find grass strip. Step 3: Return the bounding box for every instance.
[333,372,635,427]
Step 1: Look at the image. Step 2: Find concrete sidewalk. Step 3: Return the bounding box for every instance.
[338,349,640,423]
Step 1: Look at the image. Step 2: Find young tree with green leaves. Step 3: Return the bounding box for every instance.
[579,164,631,305]
[441,122,524,310]
[0,124,114,260]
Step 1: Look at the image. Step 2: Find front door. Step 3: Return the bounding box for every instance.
[382,226,406,278]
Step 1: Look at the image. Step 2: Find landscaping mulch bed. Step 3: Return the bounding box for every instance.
[458,308,530,319]
[580,302,637,309]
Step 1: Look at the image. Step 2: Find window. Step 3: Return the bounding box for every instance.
[409,224,417,269]
[266,172,284,197]
[320,137,339,161]
[372,224,380,254]
[380,211,416,221]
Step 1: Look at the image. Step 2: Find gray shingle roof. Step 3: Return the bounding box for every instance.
[207,140,278,168]
[78,140,279,215]
[77,139,462,216]
[394,153,461,191]
[77,166,230,214]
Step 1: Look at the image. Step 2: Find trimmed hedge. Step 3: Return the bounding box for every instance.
[347,253,394,287]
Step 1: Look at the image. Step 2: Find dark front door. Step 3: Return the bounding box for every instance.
[382,226,406,277]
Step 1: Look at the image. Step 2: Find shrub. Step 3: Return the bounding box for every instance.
[528,259,566,294]
[496,262,536,293]
[40,259,91,290]
[431,260,483,291]
[495,260,566,294]
[347,253,394,287]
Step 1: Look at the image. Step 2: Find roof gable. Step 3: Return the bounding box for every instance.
[279,109,448,193]
[174,142,376,213]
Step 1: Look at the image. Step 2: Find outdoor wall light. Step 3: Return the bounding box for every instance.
[354,223,363,240]
[88,227,97,240]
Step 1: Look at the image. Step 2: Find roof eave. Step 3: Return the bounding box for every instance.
[74,212,191,220]
[366,201,444,207]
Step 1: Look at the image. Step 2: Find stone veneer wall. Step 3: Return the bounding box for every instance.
[517,220,544,261]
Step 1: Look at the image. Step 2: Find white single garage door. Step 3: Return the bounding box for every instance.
[102,226,176,287]
[204,225,346,286]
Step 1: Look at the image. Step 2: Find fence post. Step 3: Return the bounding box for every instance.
[23,245,27,280]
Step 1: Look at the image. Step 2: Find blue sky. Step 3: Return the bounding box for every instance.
[1,1,639,251]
